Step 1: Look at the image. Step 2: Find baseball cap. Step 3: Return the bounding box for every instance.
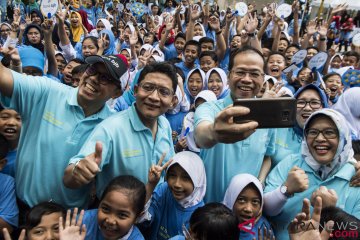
[85,54,129,90]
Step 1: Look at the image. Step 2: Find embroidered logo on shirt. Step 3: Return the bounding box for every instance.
[42,111,64,127]
[122,149,142,157]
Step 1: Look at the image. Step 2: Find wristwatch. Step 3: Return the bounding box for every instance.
[280,184,294,198]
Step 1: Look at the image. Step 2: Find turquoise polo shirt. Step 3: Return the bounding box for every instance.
[0,71,113,209]
[265,155,360,240]
[69,103,175,198]
[271,128,302,167]
[194,94,276,203]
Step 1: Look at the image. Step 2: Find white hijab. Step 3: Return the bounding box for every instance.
[223,174,264,211]
[166,151,206,208]
[332,87,360,140]
[205,68,229,99]
[302,109,356,180]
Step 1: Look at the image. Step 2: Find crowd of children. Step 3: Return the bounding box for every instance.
[1,0,360,239]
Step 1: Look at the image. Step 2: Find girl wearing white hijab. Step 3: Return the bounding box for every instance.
[89,19,112,37]
[141,151,206,240]
[223,174,273,240]
[264,109,359,240]
[205,68,229,99]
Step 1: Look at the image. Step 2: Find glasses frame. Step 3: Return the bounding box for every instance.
[138,82,174,98]
[85,65,118,86]
[231,69,265,80]
[296,99,322,109]
[305,128,339,139]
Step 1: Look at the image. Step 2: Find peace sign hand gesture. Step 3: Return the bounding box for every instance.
[148,153,173,186]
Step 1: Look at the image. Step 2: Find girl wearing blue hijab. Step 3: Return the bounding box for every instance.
[98,29,117,55]
[271,84,328,167]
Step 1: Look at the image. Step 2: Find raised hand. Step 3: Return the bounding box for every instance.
[310,186,338,208]
[208,16,220,32]
[2,228,26,240]
[288,197,334,240]
[245,12,258,34]
[59,208,86,240]
[318,21,328,37]
[129,31,138,46]
[306,20,317,36]
[190,4,202,22]
[262,81,284,99]
[71,142,102,185]
[148,153,172,185]
[25,14,32,25]
[284,166,309,195]
[41,19,55,37]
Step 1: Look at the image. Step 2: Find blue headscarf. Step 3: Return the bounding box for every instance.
[99,29,116,55]
[293,84,329,137]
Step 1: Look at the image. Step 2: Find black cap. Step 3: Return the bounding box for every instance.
[85,54,129,90]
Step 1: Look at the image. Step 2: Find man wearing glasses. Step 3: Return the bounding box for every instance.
[194,46,276,202]
[64,62,177,199]
[0,53,128,209]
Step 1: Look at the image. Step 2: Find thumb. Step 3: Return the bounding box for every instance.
[95,141,102,166]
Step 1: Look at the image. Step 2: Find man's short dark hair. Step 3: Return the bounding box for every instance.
[175,32,186,42]
[228,46,265,72]
[183,40,200,55]
[72,64,88,75]
[199,37,214,47]
[344,51,360,63]
[138,62,178,92]
[199,51,218,63]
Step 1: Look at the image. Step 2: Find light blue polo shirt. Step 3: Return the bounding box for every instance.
[0,71,113,209]
[194,94,276,203]
[265,155,360,240]
[271,127,302,167]
[69,103,175,198]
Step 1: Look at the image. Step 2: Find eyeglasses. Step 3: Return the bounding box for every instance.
[231,69,265,80]
[0,29,11,33]
[296,99,322,109]
[139,82,174,98]
[305,128,338,139]
[85,65,118,86]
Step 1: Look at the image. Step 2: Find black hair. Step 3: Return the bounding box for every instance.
[286,43,300,51]
[297,66,311,78]
[175,66,185,84]
[67,58,85,66]
[306,46,319,52]
[0,134,9,159]
[151,4,159,9]
[189,203,239,240]
[229,46,265,72]
[267,51,286,63]
[175,32,186,42]
[100,175,146,216]
[279,37,290,46]
[23,24,44,53]
[24,202,66,231]
[199,51,218,63]
[138,62,178,92]
[199,37,214,47]
[323,72,342,82]
[71,64,88,75]
[352,140,360,155]
[344,51,360,63]
[184,40,200,55]
[144,32,158,43]
[320,206,360,240]
[82,36,99,50]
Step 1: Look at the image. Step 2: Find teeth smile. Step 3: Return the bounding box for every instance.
[4,129,16,133]
[85,83,96,92]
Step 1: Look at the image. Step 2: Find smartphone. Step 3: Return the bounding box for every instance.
[233,98,297,128]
